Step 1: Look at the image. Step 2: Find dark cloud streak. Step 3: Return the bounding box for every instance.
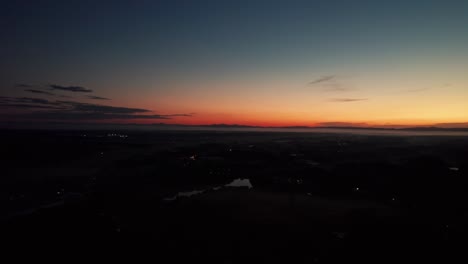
[21,112,175,120]
[50,84,93,93]
[0,96,54,105]
[329,98,368,102]
[16,84,33,88]
[0,96,67,110]
[24,89,56,96]
[86,95,110,100]
[308,75,355,92]
[406,88,430,93]
[57,101,150,114]
[0,104,64,110]
[308,75,336,85]
[0,96,192,122]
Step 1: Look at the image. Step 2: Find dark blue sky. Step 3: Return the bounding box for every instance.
[3,0,467,79]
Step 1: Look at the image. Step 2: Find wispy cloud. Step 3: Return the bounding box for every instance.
[22,112,178,120]
[0,96,65,110]
[0,104,63,110]
[15,84,33,88]
[0,96,192,121]
[406,88,430,93]
[307,75,355,92]
[56,100,150,114]
[308,75,336,85]
[50,84,93,93]
[86,95,110,100]
[403,82,449,93]
[16,83,86,95]
[3,81,192,123]
[24,89,56,96]
[329,98,368,102]
[0,96,55,105]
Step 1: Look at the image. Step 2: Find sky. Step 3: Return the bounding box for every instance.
[1,0,468,128]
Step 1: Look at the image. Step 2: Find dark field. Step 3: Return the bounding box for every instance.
[1,129,468,262]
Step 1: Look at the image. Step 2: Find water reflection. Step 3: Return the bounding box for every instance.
[163,178,253,201]
[225,178,253,189]
[164,190,205,201]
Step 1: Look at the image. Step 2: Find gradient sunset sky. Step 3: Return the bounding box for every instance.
[1,0,468,127]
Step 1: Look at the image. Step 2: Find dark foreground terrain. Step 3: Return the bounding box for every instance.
[1,129,468,262]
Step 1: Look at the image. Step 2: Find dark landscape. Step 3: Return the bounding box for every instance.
[2,1,468,262]
[2,129,468,262]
